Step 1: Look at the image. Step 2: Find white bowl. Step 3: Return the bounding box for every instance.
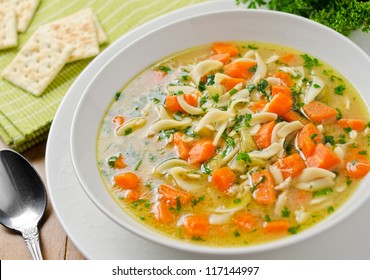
[70,9,370,255]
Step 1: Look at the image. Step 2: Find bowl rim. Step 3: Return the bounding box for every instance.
[70,8,370,255]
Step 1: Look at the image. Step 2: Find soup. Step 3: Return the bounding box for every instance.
[97,41,370,247]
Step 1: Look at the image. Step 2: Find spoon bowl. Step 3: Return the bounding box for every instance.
[0,149,47,260]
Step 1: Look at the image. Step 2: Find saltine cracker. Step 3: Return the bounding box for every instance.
[0,3,17,50]
[1,31,72,95]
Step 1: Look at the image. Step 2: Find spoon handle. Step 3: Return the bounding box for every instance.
[19,224,43,260]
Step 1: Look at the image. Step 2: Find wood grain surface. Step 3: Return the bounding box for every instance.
[0,140,85,260]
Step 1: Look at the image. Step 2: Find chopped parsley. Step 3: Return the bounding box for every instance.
[313,188,333,198]
[256,79,268,96]
[124,127,133,136]
[288,225,300,235]
[234,198,242,204]
[338,134,346,144]
[327,206,335,213]
[192,195,205,207]
[358,150,367,155]
[300,54,321,68]
[229,88,238,95]
[158,65,172,73]
[114,92,121,101]
[343,127,352,133]
[236,152,252,163]
[313,83,321,88]
[281,207,291,218]
[335,108,342,120]
[248,64,258,74]
[247,44,258,50]
[212,93,220,103]
[107,155,118,168]
[335,84,346,95]
[222,132,235,148]
[233,230,241,237]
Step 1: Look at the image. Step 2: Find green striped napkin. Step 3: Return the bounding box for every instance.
[0,0,205,152]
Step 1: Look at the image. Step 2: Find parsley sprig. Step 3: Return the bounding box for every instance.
[236,0,370,36]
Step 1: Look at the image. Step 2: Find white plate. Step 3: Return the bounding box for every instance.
[46,0,370,259]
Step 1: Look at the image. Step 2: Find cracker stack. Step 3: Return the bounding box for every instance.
[1,8,108,96]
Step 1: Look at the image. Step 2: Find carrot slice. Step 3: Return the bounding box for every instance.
[282,110,309,124]
[173,132,190,160]
[208,53,231,64]
[297,123,323,158]
[211,167,236,193]
[254,121,275,149]
[224,61,257,80]
[303,101,337,123]
[346,158,370,178]
[112,115,125,125]
[126,189,141,202]
[114,154,127,169]
[266,92,293,116]
[306,143,341,170]
[263,220,290,233]
[114,172,140,190]
[189,139,216,164]
[252,170,276,205]
[249,100,268,112]
[182,214,210,238]
[158,184,192,206]
[153,200,176,223]
[165,94,198,113]
[338,118,367,131]
[280,53,295,65]
[233,211,259,232]
[273,154,306,179]
[271,85,291,97]
[220,76,246,91]
[212,42,239,56]
[345,150,370,178]
[274,72,293,87]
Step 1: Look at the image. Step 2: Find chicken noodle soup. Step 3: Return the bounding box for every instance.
[97,42,370,246]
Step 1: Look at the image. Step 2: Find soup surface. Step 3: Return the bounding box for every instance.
[97,41,370,247]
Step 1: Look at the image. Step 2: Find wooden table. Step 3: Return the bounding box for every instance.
[0,140,85,260]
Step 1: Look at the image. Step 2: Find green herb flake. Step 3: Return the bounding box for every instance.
[198,81,206,92]
[229,88,238,95]
[222,132,235,148]
[346,176,353,186]
[256,79,268,95]
[324,135,335,145]
[244,113,252,127]
[212,93,220,103]
[265,215,271,222]
[151,97,161,104]
[192,195,205,207]
[234,198,242,204]
[124,127,133,136]
[248,64,258,74]
[310,133,318,140]
[300,54,321,68]
[281,207,291,218]
[107,156,118,168]
[246,83,256,93]
[158,65,172,73]
[247,44,258,50]
[327,206,335,213]
[236,152,252,163]
[313,188,333,198]
[335,108,342,120]
[233,230,241,237]
[335,84,345,95]
[338,134,346,144]
[134,158,143,171]
[344,127,352,133]
[288,225,300,235]
[114,92,121,101]
[313,83,321,88]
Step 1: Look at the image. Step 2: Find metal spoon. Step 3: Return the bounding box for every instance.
[0,149,47,260]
